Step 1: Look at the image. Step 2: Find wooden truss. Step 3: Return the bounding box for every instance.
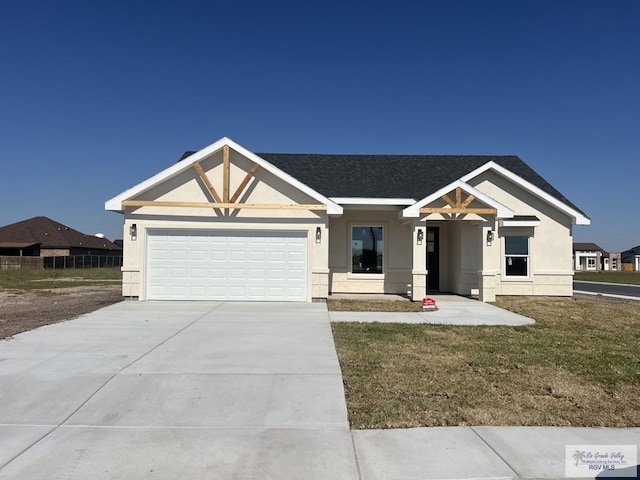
[419,187,496,215]
[122,146,327,212]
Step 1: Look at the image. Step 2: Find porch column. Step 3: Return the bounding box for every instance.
[311,221,330,299]
[478,220,498,302]
[411,223,427,301]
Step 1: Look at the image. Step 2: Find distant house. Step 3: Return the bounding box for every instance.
[573,242,620,271]
[0,216,122,257]
[573,243,603,271]
[621,245,640,271]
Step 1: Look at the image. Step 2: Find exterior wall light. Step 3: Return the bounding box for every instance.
[315,227,322,244]
[486,230,494,245]
[129,223,137,239]
[417,229,424,245]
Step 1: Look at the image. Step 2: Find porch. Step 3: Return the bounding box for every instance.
[327,293,534,326]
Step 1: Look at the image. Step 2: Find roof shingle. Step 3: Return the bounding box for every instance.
[256,153,585,215]
[0,217,121,251]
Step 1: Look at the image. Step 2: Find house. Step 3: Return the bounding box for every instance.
[573,242,603,271]
[573,243,621,271]
[105,137,589,302]
[621,245,640,271]
[605,251,622,271]
[0,216,122,257]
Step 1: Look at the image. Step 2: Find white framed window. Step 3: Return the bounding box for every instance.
[351,226,383,274]
[587,257,596,269]
[505,236,529,277]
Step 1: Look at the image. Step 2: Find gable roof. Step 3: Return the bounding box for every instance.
[106,137,343,215]
[402,180,514,218]
[106,137,588,224]
[257,153,585,213]
[258,152,588,224]
[0,217,121,251]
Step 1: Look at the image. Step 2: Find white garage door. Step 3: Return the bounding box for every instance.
[146,230,307,301]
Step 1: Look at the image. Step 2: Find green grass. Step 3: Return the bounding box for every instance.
[331,295,640,428]
[0,267,122,291]
[574,270,640,285]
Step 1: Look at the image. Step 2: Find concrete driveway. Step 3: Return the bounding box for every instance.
[0,301,359,479]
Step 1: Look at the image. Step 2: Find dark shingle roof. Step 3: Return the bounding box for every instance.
[622,245,640,263]
[256,153,585,215]
[573,242,605,252]
[0,217,122,251]
[179,149,586,216]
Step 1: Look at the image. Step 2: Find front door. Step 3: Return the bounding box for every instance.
[426,227,439,291]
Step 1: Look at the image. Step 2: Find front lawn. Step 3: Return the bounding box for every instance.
[574,271,640,285]
[331,295,640,428]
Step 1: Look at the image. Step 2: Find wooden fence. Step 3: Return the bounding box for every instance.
[0,255,123,270]
[0,256,43,270]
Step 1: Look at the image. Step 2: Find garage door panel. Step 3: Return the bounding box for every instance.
[210,267,227,277]
[147,231,307,301]
[210,251,227,262]
[170,250,188,261]
[190,250,208,261]
[249,251,267,262]
[230,252,247,262]
[269,251,285,262]
[285,268,305,280]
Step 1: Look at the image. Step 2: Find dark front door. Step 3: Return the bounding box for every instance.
[426,227,439,291]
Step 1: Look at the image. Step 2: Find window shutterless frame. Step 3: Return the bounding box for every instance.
[504,235,529,277]
[350,225,384,274]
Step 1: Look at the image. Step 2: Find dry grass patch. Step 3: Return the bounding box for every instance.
[328,298,424,312]
[0,267,121,291]
[331,295,640,428]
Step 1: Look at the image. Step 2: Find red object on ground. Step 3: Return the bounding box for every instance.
[422,297,436,308]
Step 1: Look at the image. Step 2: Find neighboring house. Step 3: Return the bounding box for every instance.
[105,137,589,303]
[605,251,622,271]
[621,245,640,271]
[0,216,122,257]
[573,243,603,271]
[573,243,621,271]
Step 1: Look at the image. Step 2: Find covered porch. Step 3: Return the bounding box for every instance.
[325,184,506,302]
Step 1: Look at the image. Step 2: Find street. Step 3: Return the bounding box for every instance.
[574,281,640,299]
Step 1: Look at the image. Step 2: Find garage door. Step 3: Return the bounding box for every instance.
[146,230,307,301]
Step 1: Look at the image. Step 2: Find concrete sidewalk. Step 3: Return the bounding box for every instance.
[353,426,639,479]
[330,294,535,326]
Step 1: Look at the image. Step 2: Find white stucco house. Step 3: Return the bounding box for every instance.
[105,137,590,303]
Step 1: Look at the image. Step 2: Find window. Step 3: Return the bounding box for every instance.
[352,226,383,273]
[587,257,596,269]
[612,258,618,270]
[505,236,528,277]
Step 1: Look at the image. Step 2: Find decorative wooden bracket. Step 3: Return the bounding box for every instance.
[122,200,327,210]
[222,145,230,203]
[193,161,222,203]
[420,187,496,215]
[191,145,261,209]
[123,146,325,212]
[230,163,260,203]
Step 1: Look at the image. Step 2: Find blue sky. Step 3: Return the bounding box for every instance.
[1,1,638,251]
